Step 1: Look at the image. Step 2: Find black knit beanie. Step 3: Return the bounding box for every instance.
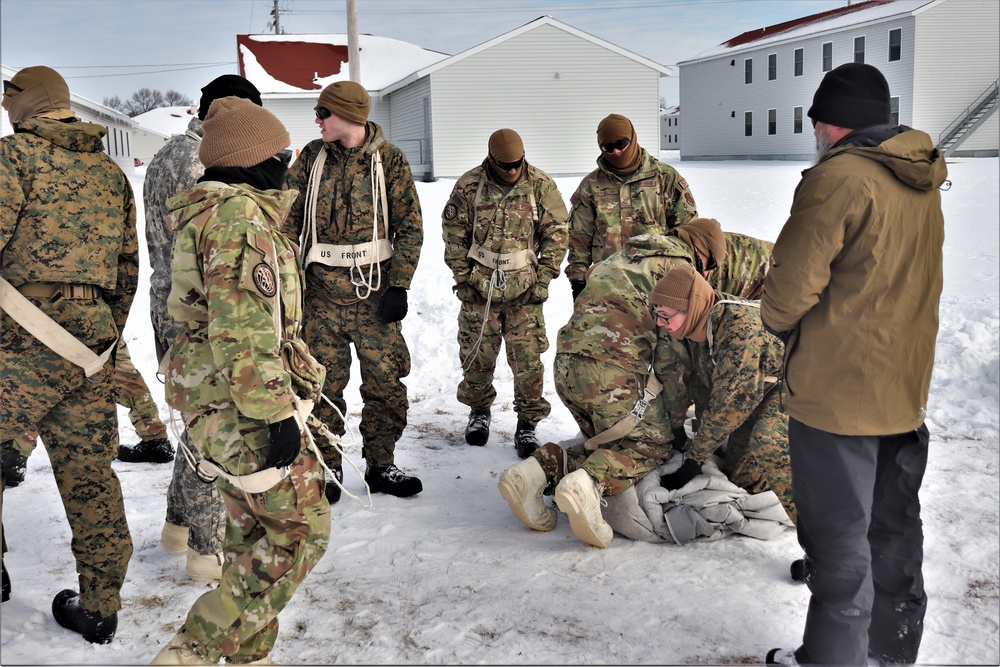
[198,74,263,121]
[807,63,891,129]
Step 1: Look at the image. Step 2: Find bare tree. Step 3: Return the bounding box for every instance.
[123,88,165,116]
[103,95,126,113]
[164,89,192,107]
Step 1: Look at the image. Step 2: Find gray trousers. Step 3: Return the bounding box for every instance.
[789,418,928,665]
[165,430,226,555]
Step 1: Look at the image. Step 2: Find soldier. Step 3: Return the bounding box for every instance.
[442,129,568,457]
[652,264,793,522]
[565,113,698,299]
[284,81,423,503]
[150,97,330,665]
[0,65,136,644]
[497,221,725,549]
[144,74,261,582]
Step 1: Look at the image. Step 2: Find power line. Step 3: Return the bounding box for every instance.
[62,64,236,80]
[43,62,233,70]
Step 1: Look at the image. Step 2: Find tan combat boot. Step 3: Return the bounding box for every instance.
[160,522,189,554]
[186,549,223,582]
[497,458,556,531]
[150,632,212,665]
[554,469,613,548]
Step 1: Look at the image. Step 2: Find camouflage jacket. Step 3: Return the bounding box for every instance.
[441,160,568,302]
[164,182,321,424]
[565,149,697,281]
[1,117,138,333]
[283,121,423,304]
[685,294,784,464]
[557,234,695,372]
[144,116,204,353]
[705,232,773,300]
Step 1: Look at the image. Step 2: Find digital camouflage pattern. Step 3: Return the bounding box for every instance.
[679,294,794,520]
[442,161,568,423]
[1,115,137,616]
[565,149,698,281]
[284,122,422,468]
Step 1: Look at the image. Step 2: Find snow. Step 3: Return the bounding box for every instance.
[132,106,199,138]
[1,154,997,665]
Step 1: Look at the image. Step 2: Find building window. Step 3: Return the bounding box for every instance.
[768,54,777,81]
[745,58,753,84]
[854,36,866,63]
[768,109,777,135]
[888,28,902,62]
[794,48,804,77]
[822,42,833,71]
[794,106,803,134]
[890,96,899,125]
[745,111,753,137]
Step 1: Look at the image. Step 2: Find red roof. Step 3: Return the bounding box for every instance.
[723,0,897,49]
[237,35,351,90]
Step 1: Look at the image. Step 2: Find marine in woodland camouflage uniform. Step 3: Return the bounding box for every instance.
[565,114,697,289]
[0,66,136,633]
[153,98,329,665]
[283,81,423,497]
[442,129,568,454]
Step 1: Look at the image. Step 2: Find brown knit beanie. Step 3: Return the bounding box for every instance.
[317,81,370,125]
[651,263,695,310]
[2,65,74,124]
[675,218,726,270]
[652,263,716,343]
[199,97,290,168]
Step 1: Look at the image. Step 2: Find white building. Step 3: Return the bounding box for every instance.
[677,0,998,160]
[660,105,680,151]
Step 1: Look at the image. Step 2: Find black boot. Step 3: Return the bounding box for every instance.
[2,449,28,487]
[365,464,422,497]
[324,467,344,504]
[2,561,10,603]
[514,419,540,459]
[52,589,118,644]
[116,437,174,464]
[465,410,491,446]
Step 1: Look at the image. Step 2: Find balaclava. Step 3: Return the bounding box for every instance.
[487,128,525,185]
[651,263,716,343]
[807,62,891,129]
[198,74,262,121]
[673,218,726,273]
[2,65,76,125]
[597,113,641,176]
[316,81,370,125]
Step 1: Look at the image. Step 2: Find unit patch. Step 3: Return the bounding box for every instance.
[253,263,277,297]
[443,203,458,221]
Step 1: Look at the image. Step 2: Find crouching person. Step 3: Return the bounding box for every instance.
[151,98,331,665]
[652,264,794,522]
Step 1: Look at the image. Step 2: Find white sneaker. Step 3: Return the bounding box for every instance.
[498,458,556,531]
[160,522,189,554]
[765,648,800,666]
[554,469,613,548]
[186,549,223,582]
[150,632,212,665]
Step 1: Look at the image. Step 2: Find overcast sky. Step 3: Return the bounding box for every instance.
[1,0,845,107]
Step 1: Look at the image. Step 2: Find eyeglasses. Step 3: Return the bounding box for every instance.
[3,80,22,94]
[314,106,332,120]
[657,309,686,327]
[600,137,631,153]
[276,149,293,167]
[491,155,524,171]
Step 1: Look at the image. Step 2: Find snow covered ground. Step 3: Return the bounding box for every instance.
[1,153,997,665]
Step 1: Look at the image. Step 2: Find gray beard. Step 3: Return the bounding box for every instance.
[813,132,834,165]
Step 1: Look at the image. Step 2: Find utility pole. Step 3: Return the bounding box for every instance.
[347,0,360,83]
[270,0,281,35]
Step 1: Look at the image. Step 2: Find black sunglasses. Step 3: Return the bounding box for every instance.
[600,137,631,153]
[276,149,293,167]
[491,155,524,171]
[314,106,332,120]
[3,80,22,94]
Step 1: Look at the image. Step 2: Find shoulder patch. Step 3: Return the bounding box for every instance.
[253,262,277,298]
[443,203,458,221]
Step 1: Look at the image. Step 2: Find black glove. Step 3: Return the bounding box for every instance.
[524,282,549,304]
[570,279,586,300]
[265,416,301,469]
[377,286,408,323]
[670,426,689,450]
[659,458,702,491]
[452,282,478,303]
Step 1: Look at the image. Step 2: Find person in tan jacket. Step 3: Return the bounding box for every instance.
[760,63,947,666]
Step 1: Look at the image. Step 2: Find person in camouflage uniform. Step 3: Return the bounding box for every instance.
[0,65,136,644]
[150,98,330,666]
[565,113,698,299]
[283,81,423,502]
[442,129,568,458]
[652,264,794,523]
[144,75,261,583]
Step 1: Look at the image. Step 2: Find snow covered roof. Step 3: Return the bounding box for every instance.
[132,105,196,137]
[237,33,449,95]
[680,0,942,64]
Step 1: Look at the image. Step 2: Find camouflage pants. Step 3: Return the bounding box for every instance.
[164,428,226,555]
[180,405,331,662]
[303,288,410,468]
[542,354,673,496]
[1,303,132,616]
[456,299,550,424]
[721,388,795,523]
[113,338,167,440]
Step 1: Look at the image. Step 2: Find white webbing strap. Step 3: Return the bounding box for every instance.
[584,372,664,451]
[305,238,393,268]
[0,276,115,378]
[466,242,534,271]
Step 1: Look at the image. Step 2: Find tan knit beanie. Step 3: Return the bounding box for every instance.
[317,81,370,125]
[652,264,716,343]
[651,263,695,310]
[675,218,726,269]
[2,65,74,124]
[199,97,290,168]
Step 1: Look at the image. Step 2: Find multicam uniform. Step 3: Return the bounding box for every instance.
[565,149,698,283]
[0,116,137,617]
[283,121,423,469]
[441,160,567,424]
[164,182,330,663]
[143,116,226,558]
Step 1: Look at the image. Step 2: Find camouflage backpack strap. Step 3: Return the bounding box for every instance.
[583,371,663,451]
